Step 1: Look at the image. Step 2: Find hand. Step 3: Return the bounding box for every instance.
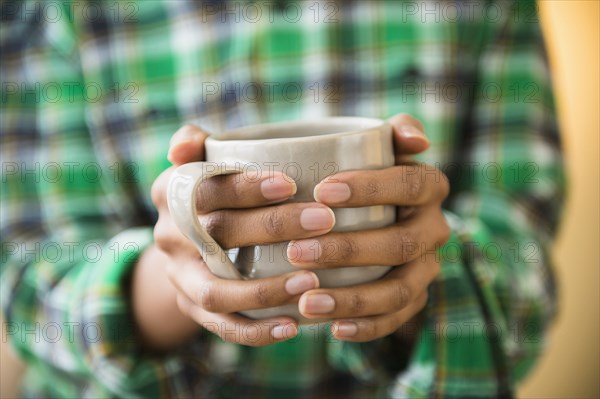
[149,125,338,347]
[288,114,451,342]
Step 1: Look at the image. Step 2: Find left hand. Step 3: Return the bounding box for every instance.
[288,114,451,342]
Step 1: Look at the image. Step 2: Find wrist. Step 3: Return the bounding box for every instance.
[131,245,200,352]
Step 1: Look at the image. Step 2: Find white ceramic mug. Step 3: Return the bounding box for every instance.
[167,117,395,321]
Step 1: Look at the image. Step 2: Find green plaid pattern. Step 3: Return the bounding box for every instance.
[1,0,565,397]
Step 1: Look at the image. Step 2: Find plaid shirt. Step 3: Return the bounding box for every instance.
[1,0,565,397]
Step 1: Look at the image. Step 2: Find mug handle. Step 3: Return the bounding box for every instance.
[167,162,245,280]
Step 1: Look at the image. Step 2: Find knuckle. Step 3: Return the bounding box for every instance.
[196,179,219,214]
[231,176,253,201]
[336,237,359,263]
[361,180,382,200]
[251,281,271,307]
[403,167,425,202]
[392,232,417,263]
[349,294,366,314]
[195,194,210,214]
[392,282,412,310]
[201,211,228,244]
[153,220,176,253]
[262,208,285,238]
[198,281,220,312]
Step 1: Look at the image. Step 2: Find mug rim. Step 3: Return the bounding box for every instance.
[207,116,387,144]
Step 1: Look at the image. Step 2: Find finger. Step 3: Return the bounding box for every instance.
[288,209,449,268]
[196,171,297,214]
[297,256,439,320]
[167,258,320,314]
[176,294,299,346]
[388,113,429,157]
[200,203,336,249]
[154,212,200,257]
[151,165,173,211]
[314,164,449,207]
[168,124,209,165]
[330,291,429,342]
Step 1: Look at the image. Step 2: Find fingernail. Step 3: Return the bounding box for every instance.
[285,272,318,295]
[335,322,358,338]
[171,128,202,146]
[271,323,298,340]
[314,182,351,204]
[301,294,335,314]
[300,207,335,231]
[167,135,202,163]
[261,175,297,201]
[399,125,429,143]
[288,240,321,263]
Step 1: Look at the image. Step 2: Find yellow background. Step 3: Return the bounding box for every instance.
[519,1,600,398]
[1,1,599,397]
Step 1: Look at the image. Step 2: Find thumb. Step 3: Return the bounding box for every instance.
[387,113,430,157]
[167,124,210,166]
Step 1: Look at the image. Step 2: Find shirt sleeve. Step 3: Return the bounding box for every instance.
[0,7,172,398]
[389,2,565,397]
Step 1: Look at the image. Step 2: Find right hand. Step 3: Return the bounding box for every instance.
[150,124,336,346]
